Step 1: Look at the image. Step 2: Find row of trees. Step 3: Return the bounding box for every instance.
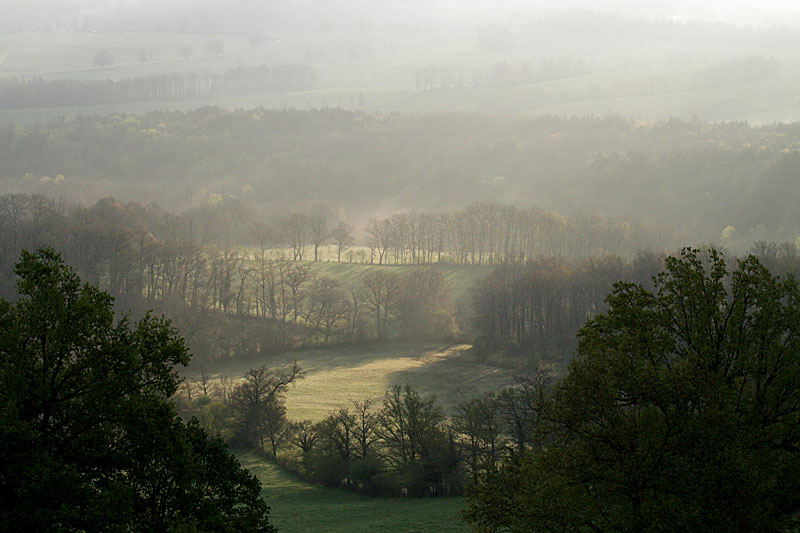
[363,202,666,264]
[0,64,317,109]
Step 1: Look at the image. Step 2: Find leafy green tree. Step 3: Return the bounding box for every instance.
[465,248,800,532]
[0,248,274,532]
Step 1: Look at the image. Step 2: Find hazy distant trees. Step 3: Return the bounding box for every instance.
[205,39,226,56]
[0,194,468,359]
[6,108,799,248]
[8,193,800,369]
[0,65,317,108]
[330,221,355,262]
[472,254,665,368]
[360,203,654,265]
[92,49,114,69]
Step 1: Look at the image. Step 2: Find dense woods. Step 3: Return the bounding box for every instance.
[4,109,800,247]
[465,249,800,532]
[471,253,665,369]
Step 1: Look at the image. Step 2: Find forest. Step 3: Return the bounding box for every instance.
[4,109,800,250]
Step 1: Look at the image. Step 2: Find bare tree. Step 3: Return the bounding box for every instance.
[231,363,303,454]
[281,213,311,261]
[308,213,329,262]
[330,221,355,263]
[365,218,391,264]
[351,398,379,459]
[363,270,401,340]
[193,366,212,396]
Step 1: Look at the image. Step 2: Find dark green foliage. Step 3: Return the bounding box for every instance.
[465,248,800,532]
[0,248,274,532]
[287,386,464,498]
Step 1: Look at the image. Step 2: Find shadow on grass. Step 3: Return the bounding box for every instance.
[386,345,515,413]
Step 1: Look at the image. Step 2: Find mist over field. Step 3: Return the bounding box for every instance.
[4,2,800,532]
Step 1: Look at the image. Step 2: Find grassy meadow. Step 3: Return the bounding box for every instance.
[237,450,470,533]
[194,342,514,421]
[303,255,493,304]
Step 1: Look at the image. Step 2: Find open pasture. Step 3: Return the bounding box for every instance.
[195,342,514,421]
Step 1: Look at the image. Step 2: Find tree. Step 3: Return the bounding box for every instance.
[363,269,401,340]
[308,212,329,262]
[330,221,355,263]
[232,363,302,457]
[92,49,114,69]
[205,39,226,56]
[0,248,274,531]
[465,248,800,532]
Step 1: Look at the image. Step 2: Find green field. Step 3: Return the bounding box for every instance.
[237,450,469,533]
[303,257,492,305]
[195,342,513,421]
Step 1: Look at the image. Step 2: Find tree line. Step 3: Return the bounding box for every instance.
[0,64,317,109]
[363,203,666,265]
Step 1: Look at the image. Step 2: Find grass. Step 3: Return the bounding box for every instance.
[237,450,470,533]
[303,256,493,303]
[196,342,514,421]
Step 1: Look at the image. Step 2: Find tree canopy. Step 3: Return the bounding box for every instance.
[0,248,274,532]
[465,248,800,532]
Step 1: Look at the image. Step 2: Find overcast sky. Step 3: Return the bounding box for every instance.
[6,0,800,32]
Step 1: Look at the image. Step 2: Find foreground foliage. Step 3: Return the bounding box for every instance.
[0,248,274,532]
[465,249,800,531]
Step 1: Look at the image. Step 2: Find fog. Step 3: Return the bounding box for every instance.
[5,0,800,31]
